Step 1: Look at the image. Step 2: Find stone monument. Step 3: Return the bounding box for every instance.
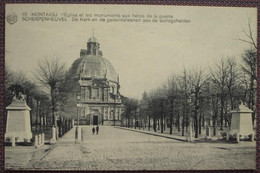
[228,103,254,141]
[5,95,32,142]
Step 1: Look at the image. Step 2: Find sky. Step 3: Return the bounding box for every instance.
[5,4,257,99]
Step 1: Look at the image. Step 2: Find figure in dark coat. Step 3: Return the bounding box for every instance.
[92,127,95,135]
[96,126,99,135]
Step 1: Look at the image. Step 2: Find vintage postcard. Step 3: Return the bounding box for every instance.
[4,3,257,171]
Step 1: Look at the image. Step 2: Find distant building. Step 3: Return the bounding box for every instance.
[73,35,124,126]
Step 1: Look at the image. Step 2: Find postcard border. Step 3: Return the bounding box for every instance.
[0,0,259,172]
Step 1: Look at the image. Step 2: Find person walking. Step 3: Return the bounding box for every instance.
[92,127,95,135]
[96,126,99,135]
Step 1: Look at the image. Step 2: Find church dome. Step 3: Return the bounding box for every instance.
[72,35,119,82]
[77,55,118,82]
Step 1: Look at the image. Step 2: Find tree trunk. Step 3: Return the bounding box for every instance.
[199,112,202,135]
[40,113,42,132]
[157,119,160,131]
[213,116,216,136]
[43,114,45,130]
[134,110,137,129]
[202,113,205,129]
[220,98,224,130]
[153,118,156,132]
[182,116,185,136]
[177,118,180,132]
[148,114,151,131]
[170,100,173,135]
[186,113,189,133]
[177,113,180,132]
[164,118,166,131]
[194,114,198,138]
[64,119,66,133]
[36,100,39,132]
[62,119,65,135]
[161,118,163,133]
[30,112,33,132]
[50,88,56,127]
[139,109,142,129]
[58,118,62,137]
[161,101,163,133]
[170,113,173,135]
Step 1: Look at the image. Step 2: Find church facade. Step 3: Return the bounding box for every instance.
[75,35,124,126]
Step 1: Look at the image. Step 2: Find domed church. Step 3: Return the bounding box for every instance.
[74,34,124,126]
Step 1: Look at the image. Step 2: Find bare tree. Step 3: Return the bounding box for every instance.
[225,58,239,111]
[34,56,66,127]
[147,89,164,132]
[241,49,257,124]
[238,19,257,124]
[179,68,191,136]
[189,68,207,138]
[121,96,138,128]
[238,19,257,50]
[140,91,149,129]
[165,74,180,134]
[210,59,229,130]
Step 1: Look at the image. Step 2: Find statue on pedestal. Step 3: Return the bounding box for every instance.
[5,90,32,142]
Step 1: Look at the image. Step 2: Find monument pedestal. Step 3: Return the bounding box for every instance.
[229,104,254,142]
[50,126,57,144]
[5,99,32,142]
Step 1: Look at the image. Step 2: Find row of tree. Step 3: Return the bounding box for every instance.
[5,56,79,135]
[122,23,257,138]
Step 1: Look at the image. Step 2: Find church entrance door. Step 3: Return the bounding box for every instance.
[93,115,98,125]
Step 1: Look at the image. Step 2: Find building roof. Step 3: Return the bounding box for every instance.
[77,55,118,82]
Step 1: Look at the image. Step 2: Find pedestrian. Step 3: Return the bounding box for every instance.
[92,127,95,135]
[96,126,99,135]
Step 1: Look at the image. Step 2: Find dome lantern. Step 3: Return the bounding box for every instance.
[86,30,100,56]
[87,36,100,56]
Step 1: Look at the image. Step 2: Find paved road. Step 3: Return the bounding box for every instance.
[6,126,256,170]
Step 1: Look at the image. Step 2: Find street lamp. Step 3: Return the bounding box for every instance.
[76,92,81,126]
[75,91,81,144]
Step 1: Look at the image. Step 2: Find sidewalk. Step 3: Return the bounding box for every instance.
[56,126,76,144]
[117,126,188,142]
[5,127,76,170]
[116,126,229,143]
[59,126,189,143]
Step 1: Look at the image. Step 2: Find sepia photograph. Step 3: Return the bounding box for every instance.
[3,3,258,171]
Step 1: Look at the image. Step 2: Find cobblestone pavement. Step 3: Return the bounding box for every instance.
[6,126,256,171]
